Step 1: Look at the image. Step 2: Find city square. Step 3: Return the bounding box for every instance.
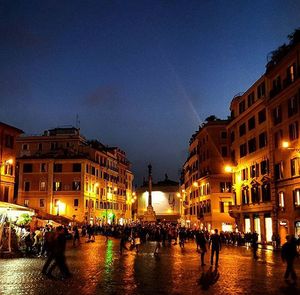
[1,1,300,295]
[0,235,299,295]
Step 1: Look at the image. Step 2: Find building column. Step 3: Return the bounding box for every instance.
[259,213,266,244]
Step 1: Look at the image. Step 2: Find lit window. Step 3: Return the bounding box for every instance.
[40,181,46,191]
[278,192,284,208]
[294,189,300,207]
[40,199,45,208]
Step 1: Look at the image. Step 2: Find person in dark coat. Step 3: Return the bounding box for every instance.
[209,229,221,267]
[199,231,207,266]
[251,231,259,260]
[281,235,298,284]
[47,226,71,279]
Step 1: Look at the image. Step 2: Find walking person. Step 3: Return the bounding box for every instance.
[281,235,298,285]
[209,229,221,267]
[154,227,161,255]
[199,231,207,266]
[41,228,56,276]
[72,226,80,247]
[119,231,129,255]
[251,231,259,260]
[47,226,72,279]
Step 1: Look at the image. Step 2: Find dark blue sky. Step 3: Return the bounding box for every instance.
[1,1,300,184]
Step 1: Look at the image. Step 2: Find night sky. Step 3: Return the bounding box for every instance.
[1,1,300,185]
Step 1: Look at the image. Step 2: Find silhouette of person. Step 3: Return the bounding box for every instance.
[209,229,221,267]
[281,235,298,284]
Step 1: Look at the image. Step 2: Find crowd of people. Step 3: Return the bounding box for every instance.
[15,222,299,284]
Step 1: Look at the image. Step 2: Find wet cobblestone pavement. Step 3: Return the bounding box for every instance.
[0,236,299,295]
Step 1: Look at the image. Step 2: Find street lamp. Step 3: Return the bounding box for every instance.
[281,141,300,152]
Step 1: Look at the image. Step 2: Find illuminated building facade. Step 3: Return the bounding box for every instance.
[181,120,235,231]
[227,77,273,242]
[228,36,300,242]
[265,41,300,240]
[137,175,181,222]
[0,122,23,203]
[16,127,134,224]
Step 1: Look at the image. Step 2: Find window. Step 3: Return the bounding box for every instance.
[73,163,81,172]
[38,143,43,151]
[40,199,45,208]
[231,150,236,163]
[239,123,246,137]
[50,142,57,150]
[274,162,284,180]
[289,121,299,141]
[54,181,62,191]
[86,164,89,173]
[261,183,271,202]
[274,130,283,148]
[258,109,266,124]
[259,132,267,148]
[220,202,225,213]
[248,138,256,154]
[220,182,231,192]
[53,164,62,173]
[250,164,259,178]
[291,158,300,177]
[91,166,96,175]
[257,81,265,98]
[287,63,296,83]
[251,186,260,203]
[240,143,247,158]
[239,100,246,114]
[248,116,255,131]
[242,188,249,205]
[272,76,281,91]
[241,168,248,181]
[23,163,33,173]
[288,96,298,117]
[247,92,255,107]
[85,199,88,208]
[5,135,14,148]
[24,199,29,207]
[40,163,46,172]
[261,160,269,175]
[221,146,227,157]
[72,181,81,191]
[293,189,300,207]
[221,131,227,139]
[74,199,79,207]
[5,163,13,175]
[22,144,28,151]
[40,181,46,191]
[273,106,282,125]
[24,181,30,191]
[278,192,285,208]
[230,131,235,143]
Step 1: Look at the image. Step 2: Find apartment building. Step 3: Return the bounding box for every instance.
[228,33,300,243]
[16,127,134,224]
[181,120,235,231]
[0,122,23,203]
[227,77,273,243]
[265,40,300,241]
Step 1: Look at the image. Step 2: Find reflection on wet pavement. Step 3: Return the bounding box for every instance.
[0,236,299,295]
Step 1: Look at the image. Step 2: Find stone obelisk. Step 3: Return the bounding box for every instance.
[143,164,156,222]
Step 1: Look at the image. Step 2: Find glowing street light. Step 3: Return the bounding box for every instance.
[282,141,300,152]
[224,165,234,173]
[193,181,198,188]
[5,159,13,165]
